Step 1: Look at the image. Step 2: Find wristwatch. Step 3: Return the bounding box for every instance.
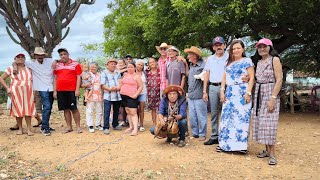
[246,91,252,96]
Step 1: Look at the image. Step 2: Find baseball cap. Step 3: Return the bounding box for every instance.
[57,48,69,53]
[256,38,273,48]
[15,53,25,58]
[212,36,225,45]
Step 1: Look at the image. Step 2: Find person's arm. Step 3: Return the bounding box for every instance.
[267,57,283,112]
[220,71,227,103]
[158,99,167,125]
[53,75,57,99]
[131,74,143,99]
[0,71,10,95]
[176,101,187,120]
[203,71,209,102]
[244,66,255,103]
[75,75,81,97]
[178,56,189,76]
[180,74,186,89]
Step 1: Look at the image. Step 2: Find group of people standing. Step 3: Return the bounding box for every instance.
[0,35,282,166]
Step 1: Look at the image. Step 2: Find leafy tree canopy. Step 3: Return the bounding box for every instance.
[103,0,320,76]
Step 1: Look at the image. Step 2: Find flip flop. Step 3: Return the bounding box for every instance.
[216,146,223,152]
[257,150,269,158]
[9,127,19,131]
[130,132,138,136]
[76,129,83,134]
[33,121,42,127]
[63,129,73,134]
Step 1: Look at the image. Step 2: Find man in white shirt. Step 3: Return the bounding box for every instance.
[26,47,55,136]
[203,36,229,145]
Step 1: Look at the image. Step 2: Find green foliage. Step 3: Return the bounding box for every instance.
[103,0,320,75]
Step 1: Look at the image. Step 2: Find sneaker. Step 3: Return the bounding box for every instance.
[103,129,110,135]
[95,125,103,131]
[88,126,95,133]
[41,128,51,136]
[178,140,186,147]
[139,127,145,132]
[113,125,122,130]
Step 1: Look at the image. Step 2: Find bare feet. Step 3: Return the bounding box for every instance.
[124,128,133,134]
[130,131,138,136]
[76,128,83,134]
[16,130,23,135]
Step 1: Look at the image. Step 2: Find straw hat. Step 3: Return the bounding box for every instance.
[155,42,172,54]
[32,47,47,56]
[184,46,201,57]
[105,58,117,65]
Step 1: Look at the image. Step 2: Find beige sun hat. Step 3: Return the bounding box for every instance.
[31,47,47,56]
[184,46,202,57]
[155,42,172,54]
[105,58,117,65]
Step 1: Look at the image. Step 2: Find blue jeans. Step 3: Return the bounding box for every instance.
[103,100,121,130]
[39,91,54,130]
[209,85,221,140]
[188,98,208,137]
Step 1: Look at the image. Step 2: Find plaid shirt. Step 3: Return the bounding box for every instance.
[158,56,168,90]
[100,70,122,101]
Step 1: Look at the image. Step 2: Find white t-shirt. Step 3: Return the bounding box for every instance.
[25,58,54,91]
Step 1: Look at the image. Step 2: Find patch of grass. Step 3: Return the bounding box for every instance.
[0,158,8,166]
[7,151,16,159]
[56,164,67,172]
[146,170,153,179]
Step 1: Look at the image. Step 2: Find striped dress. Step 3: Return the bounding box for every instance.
[5,66,35,117]
[252,56,280,145]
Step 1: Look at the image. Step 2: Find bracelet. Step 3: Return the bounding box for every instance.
[220,88,225,91]
[271,95,277,99]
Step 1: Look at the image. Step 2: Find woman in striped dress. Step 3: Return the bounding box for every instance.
[252,38,283,165]
[0,53,36,136]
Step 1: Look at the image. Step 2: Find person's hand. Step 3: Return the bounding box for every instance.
[6,88,11,98]
[244,93,251,103]
[267,99,276,112]
[75,90,80,97]
[52,60,58,70]
[241,75,250,83]
[177,56,187,63]
[220,92,226,103]
[203,93,208,102]
[130,94,138,99]
[160,117,167,126]
[53,91,57,99]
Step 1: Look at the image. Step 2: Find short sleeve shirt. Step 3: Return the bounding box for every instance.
[204,53,229,83]
[53,59,82,91]
[166,59,186,86]
[100,69,122,101]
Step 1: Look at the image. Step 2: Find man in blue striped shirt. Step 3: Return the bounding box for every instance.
[101,58,123,135]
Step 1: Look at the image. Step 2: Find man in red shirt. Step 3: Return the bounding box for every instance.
[53,48,82,133]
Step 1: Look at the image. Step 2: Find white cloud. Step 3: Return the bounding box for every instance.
[0,0,111,71]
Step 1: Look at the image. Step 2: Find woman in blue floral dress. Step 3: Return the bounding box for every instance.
[218,40,255,153]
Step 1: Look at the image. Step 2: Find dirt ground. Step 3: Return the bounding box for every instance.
[0,103,319,180]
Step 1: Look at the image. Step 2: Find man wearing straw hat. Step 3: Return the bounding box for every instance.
[10,47,56,135]
[184,46,208,141]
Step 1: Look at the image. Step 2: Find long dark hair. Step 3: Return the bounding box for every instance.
[256,45,280,60]
[227,40,246,66]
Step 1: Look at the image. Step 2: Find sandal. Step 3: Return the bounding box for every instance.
[257,150,269,158]
[63,129,73,134]
[268,156,277,165]
[76,129,83,134]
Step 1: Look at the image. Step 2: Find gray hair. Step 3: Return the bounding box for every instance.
[135,59,145,66]
[90,61,99,67]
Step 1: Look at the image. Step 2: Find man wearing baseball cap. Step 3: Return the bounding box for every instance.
[203,36,229,145]
[54,48,83,134]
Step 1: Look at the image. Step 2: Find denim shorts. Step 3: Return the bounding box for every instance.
[138,94,147,102]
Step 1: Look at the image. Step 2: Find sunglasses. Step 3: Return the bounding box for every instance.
[160,47,167,51]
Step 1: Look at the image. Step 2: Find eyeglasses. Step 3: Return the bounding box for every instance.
[160,48,167,51]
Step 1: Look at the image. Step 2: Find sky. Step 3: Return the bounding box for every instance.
[0,0,111,71]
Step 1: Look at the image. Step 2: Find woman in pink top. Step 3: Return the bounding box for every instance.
[120,62,143,136]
